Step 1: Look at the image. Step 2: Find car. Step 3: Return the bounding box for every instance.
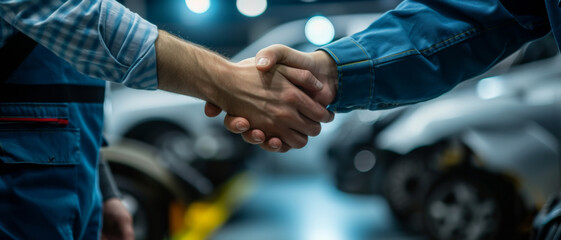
[102,12,388,240]
[327,34,561,240]
[102,79,255,240]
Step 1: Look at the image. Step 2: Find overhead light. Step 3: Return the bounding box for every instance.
[236,0,267,17]
[185,0,210,14]
[305,16,335,46]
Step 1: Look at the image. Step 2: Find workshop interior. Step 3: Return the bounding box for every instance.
[102,0,561,240]
[4,0,559,240]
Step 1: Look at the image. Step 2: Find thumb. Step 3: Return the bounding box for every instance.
[255,44,311,72]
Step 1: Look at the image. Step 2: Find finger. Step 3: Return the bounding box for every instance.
[204,102,222,117]
[281,87,332,124]
[250,125,307,149]
[241,129,266,144]
[299,98,332,124]
[258,137,283,152]
[277,65,323,93]
[278,129,308,149]
[247,126,305,150]
[258,142,290,152]
[255,44,311,72]
[224,114,250,133]
[285,114,322,137]
[324,111,335,123]
[278,144,292,153]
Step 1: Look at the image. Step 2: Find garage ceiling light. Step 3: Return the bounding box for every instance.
[305,15,335,46]
[185,0,210,14]
[237,0,268,17]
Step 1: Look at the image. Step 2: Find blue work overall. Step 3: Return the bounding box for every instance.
[0,36,106,239]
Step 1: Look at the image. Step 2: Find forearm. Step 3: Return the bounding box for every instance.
[322,0,550,112]
[154,30,330,148]
[155,30,230,104]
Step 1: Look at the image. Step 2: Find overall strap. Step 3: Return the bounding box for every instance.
[0,32,38,83]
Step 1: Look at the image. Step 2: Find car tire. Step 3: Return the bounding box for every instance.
[126,123,196,164]
[423,170,525,240]
[383,157,433,232]
[532,191,561,240]
[113,171,171,240]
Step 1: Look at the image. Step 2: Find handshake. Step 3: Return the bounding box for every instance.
[204,44,339,152]
[156,31,338,152]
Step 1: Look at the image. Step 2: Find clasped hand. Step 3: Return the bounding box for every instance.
[206,45,338,152]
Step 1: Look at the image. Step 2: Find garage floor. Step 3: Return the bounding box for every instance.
[210,173,427,240]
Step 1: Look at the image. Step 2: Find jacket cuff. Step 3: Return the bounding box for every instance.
[320,37,374,113]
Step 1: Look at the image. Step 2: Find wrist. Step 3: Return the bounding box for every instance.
[207,60,239,110]
[314,50,338,91]
[311,50,339,106]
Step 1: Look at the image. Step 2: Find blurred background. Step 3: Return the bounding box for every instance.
[101,0,561,240]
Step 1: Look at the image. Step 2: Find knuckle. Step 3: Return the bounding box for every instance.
[281,89,302,105]
[302,71,315,85]
[259,117,276,130]
[270,44,284,49]
[260,44,283,56]
[275,110,293,121]
[297,69,310,79]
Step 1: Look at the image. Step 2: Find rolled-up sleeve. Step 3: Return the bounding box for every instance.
[0,0,159,89]
[321,0,550,113]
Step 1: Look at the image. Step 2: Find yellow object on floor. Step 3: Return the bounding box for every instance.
[172,172,255,240]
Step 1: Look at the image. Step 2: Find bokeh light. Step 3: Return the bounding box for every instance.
[305,16,335,46]
[185,0,210,14]
[236,0,268,17]
[477,76,505,99]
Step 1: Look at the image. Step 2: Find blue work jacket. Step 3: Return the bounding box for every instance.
[0,40,105,239]
[322,0,558,112]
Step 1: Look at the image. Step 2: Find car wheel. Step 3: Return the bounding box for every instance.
[126,123,196,164]
[383,157,432,232]
[423,170,524,240]
[114,172,171,240]
[533,192,561,240]
[153,130,196,163]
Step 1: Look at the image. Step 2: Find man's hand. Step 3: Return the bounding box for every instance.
[101,198,134,240]
[212,58,332,149]
[205,45,339,152]
[255,45,338,106]
[155,31,332,150]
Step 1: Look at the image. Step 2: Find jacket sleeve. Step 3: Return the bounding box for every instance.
[321,0,550,112]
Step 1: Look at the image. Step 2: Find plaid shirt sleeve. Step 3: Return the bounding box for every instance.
[0,0,159,90]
